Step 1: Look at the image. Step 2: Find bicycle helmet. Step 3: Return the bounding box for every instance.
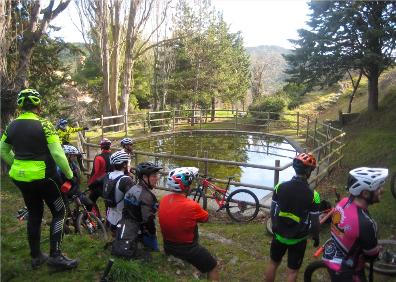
[167,167,199,192]
[120,137,134,146]
[110,150,130,165]
[293,153,317,176]
[100,138,112,149]
[347,167,389,196]
[135,162,162,179]
[57,119,68,129]
[63,145,80,155]
[17,89,41,109]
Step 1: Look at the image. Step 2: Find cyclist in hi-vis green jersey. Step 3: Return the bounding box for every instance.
[0,89,79,271]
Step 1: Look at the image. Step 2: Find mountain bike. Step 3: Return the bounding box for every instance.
[188,175,260,222]
[390,172,396,200]
[64,188,109,241]
[266,187,340,235]
[16,188,108,241]
[303,239,396,281]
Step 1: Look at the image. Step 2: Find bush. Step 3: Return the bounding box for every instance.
[248,95,286,120]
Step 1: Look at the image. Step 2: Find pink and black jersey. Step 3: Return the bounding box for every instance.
[323,197,379,272]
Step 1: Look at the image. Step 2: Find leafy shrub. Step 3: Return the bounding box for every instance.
[248,95,286,120]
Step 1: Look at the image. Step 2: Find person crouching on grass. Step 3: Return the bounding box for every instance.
[158,167,219,281]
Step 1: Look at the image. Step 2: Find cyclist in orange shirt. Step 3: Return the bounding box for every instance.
[159,167,219,281]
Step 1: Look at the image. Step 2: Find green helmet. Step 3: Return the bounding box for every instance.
[17,89,41,108]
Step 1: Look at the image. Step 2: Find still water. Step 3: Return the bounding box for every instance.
[133,132,298,200]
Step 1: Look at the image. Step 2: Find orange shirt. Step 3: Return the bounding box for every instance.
[159,193,208,243]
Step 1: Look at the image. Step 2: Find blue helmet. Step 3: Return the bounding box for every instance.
[57,119,68,129]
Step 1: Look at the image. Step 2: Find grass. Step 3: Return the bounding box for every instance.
[2,69,396,281]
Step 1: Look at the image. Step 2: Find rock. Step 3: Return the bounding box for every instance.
[176,270,181,275]
[229,256,239,265]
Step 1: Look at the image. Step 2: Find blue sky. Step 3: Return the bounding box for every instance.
[51,0,310,49]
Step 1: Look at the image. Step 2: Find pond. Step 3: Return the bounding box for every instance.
[133,131,299,201]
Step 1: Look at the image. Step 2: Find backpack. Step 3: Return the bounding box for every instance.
[111,218,140,259]
[102,174,126,208]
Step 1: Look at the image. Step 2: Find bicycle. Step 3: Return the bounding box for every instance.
[188,175,260,222]
[266,187,340,235]
[64,188,109,241]
[303,239,396,281]
[390,172,396,200]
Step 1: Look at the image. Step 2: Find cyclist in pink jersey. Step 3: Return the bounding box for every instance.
[322,167,388,282]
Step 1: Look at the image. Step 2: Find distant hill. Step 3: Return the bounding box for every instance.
[246,45,291,94]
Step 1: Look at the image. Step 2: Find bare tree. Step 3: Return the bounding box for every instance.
[75,0,173,116]
[251,61,266,101]
[119,0,172,115]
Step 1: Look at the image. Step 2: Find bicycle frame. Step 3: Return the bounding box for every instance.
[199,176,233,210]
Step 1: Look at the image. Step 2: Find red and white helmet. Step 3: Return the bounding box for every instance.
[167,167,199,192]
[347,167,388,196]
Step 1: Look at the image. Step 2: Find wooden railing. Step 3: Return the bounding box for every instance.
[78,109,345,194]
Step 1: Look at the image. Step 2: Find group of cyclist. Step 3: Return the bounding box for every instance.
[0,89,390,281]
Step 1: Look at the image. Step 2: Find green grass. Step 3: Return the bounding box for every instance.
[2,69,396,281]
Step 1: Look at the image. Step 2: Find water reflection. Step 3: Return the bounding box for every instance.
[134,132,297,200]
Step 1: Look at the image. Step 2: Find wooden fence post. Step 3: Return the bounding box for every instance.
[124,112,128,136]
[86,137,91,177]
[235,109,238,130]
[101,115,104,139]
[313,118,318,147]
[267,112,271,132]
[315,148,322,187]
[274,159,280,186]
[204,151,209,177]
[296,111,300,136]
[172,109,176,131]
[199,109,202,130]
[306,116,310,144]
[147,112,151,132]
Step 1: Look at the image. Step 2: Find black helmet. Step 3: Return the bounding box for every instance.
[135,162,162,179]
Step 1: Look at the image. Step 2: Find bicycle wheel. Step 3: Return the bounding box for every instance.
[390,173,396,200]
[266,218,273,235]
[226,189,259,222]
[304,260,331,282]
[366,239,396,275]
[187,188,207,210]
[76,211,108,241]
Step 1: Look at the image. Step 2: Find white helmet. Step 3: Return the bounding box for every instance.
[167,167,199,192]
[63,145,80,155]
[121,137,134,146]
[110,150,130,165]
[347,167,389,196]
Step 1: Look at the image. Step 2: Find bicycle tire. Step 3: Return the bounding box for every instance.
[304,260,331,282]
[266,218,273,235]
[226,189,259,222]
[188,188,207,210]
[390,173,396,200]
[366,239,396,275]
[76,211,108,241]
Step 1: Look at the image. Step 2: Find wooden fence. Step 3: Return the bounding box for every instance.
[78,109,345,199]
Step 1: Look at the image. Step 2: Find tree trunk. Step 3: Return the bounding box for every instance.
[211,96,215,121]
[109,0,122,116]
[100,0,112,116]
[120,0,137,115]
[367,73,379,112]
[347,70,363,113]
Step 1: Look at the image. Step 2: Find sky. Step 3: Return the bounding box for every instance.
[51,0,310,49]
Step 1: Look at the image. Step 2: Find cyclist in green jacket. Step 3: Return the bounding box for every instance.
[56,118,88,145]
[0,89,79,271]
